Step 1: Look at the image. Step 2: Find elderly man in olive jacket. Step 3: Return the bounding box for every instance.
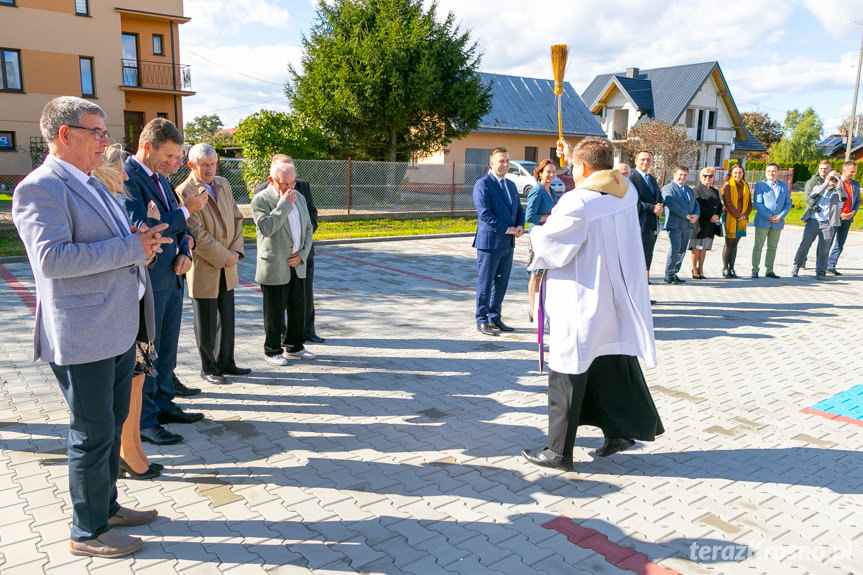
[251,159,315,366]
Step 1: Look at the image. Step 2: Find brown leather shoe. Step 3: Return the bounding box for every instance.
[70,530,144,558]
[108,506,158,527]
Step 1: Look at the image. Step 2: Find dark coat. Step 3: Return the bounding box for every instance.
[691,183,723,240]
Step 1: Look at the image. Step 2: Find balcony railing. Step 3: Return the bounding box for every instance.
[122,59,192,92]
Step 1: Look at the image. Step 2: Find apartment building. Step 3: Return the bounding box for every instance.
[0,0,193,185]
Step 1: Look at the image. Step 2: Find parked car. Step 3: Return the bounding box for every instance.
[555,166,574,192]
[506,160,565,198]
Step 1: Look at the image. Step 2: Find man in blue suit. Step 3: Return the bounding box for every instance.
[751,163,792,278]
[827,161,861,275]
[473,147,525,336]
[124,119,208,446]
[661,166,699,284]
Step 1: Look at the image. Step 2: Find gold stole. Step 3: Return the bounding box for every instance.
[728,179,750,235]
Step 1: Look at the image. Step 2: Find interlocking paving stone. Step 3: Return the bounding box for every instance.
[3,227,863,573]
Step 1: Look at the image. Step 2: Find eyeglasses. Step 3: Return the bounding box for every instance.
[67,125,111,141]
[701,175,714,178]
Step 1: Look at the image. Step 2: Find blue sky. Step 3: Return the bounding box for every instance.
[180,0,862,137]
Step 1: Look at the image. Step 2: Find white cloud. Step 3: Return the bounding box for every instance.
[798,0,862,37]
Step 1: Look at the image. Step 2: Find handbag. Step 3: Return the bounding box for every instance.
[714,221,724,237]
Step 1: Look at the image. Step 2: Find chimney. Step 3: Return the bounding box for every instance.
[626,67,639,79]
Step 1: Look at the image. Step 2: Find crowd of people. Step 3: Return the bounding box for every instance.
[12,97,325,558]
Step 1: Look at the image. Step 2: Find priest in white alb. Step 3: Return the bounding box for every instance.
[522,137,664,471]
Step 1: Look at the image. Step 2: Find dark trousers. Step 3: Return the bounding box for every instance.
[192,269,236,375]
[664,227,690,279]
[475,246,514,324]
[141,282,182,427]
[546,355,664,459]
[51,346,135,541]
[262,269,305,356]
[794,219,836,276]
[303,246,317,338]
[828,218,852,270]
[641,225,659,272]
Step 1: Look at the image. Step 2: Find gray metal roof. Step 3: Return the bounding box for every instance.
[614,76,653,112]
[478,72,605,138]
[734,126,767,153]
[582,62,719,125]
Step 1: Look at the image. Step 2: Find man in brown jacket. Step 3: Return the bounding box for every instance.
[177,144,250,385]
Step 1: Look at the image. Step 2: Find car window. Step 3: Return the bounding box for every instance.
[508,165,520,175]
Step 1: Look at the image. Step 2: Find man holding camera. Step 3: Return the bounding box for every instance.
[792,169,847,280]
[826,161,861,275]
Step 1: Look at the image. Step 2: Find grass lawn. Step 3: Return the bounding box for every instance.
[242,216,477,243]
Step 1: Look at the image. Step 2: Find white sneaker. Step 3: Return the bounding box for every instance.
[264,354,289,366]
[287,349,316,360]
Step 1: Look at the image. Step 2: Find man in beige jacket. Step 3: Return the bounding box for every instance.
[251,158,315,366]
[177,144,250,385]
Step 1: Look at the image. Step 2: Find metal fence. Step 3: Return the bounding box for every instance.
[169,158,489,215]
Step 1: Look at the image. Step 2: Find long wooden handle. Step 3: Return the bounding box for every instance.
[557,97,563,167]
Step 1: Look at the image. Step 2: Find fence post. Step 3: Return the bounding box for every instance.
[450,162,455,213]
[346,157,352,215]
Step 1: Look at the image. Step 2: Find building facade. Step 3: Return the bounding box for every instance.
[581,62,762,170]
[0,0,192,186]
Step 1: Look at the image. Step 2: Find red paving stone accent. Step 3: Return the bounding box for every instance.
[801,407,863,428]
[542,516,682,575]
[0,262,36,313]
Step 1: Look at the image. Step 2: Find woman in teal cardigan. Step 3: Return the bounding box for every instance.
[525,159,559,322]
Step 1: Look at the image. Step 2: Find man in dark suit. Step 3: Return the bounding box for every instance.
[253,154,323,343]
[13,96,171,557]
[473,146,524,336]
[124,119,208,446]
[629,150,663,278]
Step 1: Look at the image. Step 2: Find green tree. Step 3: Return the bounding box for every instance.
[741,111,782,150]
[620,120,696,181]
[233,109,329,187]
[184,114,224,143]
[287,0,492,162]
[769,107,823,163]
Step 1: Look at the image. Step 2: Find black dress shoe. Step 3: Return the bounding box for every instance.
[594,438,636,457]
[477,323,498,336]
[827,268,841,276]
[174,381,201,397]
[140,425,182,445]
[673,275,686,284]
[765,272,780,279]
[305,334,326,344]
[157,408,204,425]
[751,272,759,279]
[522,447,572,470]
[221,365,251,376]
[200,372,228,385]
[148,462,164,471]
[490,320,514,332]
[119,458,160,480]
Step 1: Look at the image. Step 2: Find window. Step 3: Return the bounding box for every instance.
[549,147,557,160]
[714,148,723,167]
[0,131,15,151]
[685,109,695,128]
[79,57,94,97]
[708,110,716,130]
[0,49,23,92]
[0,0,16,6]
[524,146,537,163]
[121,33,138,86]
[157,112,168,119]
[152,34,164,56]
[74,0,89,15]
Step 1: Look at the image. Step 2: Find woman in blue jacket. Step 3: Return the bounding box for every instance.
[525,159,558,322]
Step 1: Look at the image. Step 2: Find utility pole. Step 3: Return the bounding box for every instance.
[846,21,863,162]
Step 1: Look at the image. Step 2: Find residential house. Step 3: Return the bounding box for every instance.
[817,132,863,161]
[581,62,763,170]
[0,0,193,186]
[418,72,606,165]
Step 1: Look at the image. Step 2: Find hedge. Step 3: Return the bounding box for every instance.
[743,160,863,183]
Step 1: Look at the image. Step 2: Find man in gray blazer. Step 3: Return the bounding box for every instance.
[251,159,315,365]
[12,97,171,558]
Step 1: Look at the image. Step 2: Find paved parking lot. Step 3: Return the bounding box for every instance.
[1,224,863,574]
